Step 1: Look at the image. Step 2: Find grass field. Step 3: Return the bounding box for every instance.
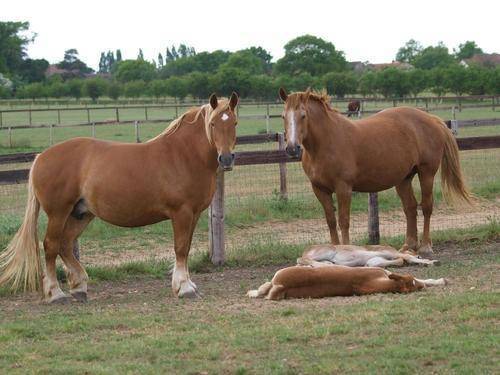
[0,226,498,374]
[0,101,498,153]
[0,99,499,373]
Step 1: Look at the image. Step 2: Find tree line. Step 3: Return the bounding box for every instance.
[1,22,499,101]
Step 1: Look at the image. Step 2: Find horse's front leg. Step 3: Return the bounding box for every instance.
[312,185,340,244]
[171,207,200,298]
[336,183,352,245]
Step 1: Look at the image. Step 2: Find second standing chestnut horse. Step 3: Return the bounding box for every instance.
[279,89,470,256]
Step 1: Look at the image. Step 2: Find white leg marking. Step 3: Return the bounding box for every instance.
[287,111,297,144]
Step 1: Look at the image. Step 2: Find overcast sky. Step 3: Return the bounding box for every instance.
[2,0,498,70]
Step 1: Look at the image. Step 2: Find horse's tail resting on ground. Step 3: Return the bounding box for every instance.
[0,162,42,292]
[440,125,473,205]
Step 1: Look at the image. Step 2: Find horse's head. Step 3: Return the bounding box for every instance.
[388,273,424,293]
[207,92,239,171]
[279,87,310,158]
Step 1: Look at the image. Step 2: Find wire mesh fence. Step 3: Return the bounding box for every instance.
[220,148,500,255]
[1,140,499,268]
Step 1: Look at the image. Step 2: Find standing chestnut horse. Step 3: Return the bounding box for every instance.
[0,93,239,302]
[279,89,470,256]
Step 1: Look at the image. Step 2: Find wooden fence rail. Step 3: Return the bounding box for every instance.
[1,134,500,265]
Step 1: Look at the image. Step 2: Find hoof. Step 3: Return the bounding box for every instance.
[176,280,201,299]
[417,244,434,258]
[48,295,71,305]
[71,291,88,303]
[247,290,259,298]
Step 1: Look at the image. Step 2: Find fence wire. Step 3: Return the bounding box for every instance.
[0,148,499,267]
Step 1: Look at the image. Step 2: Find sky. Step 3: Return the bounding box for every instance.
[2,0,499,70]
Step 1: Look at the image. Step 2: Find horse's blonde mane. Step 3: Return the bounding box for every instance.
[148,100,231,144]
[286,89,339,114]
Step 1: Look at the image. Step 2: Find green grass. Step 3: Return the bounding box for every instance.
[0,103,498,153]
[0,232,498,373]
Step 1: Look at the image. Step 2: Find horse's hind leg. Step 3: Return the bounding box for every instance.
[42,215,71,303]
[59,214,94,302]
[417,171,436,257]
[366,256,404,268]
[396,177,418,252]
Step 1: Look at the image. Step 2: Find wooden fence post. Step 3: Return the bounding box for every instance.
[91,122,96,138]
[0,111,3,128]
[49,124,53,146]
[135,121,140,143]
[86,108,90,124]
[278,133,288,200]
[266,104,270,133]
[8,127,12,148]
[57,109,61,124]
[145,107,148,121]
[368,192,380,245]
[208,170,225,265]
[493,96,496,111]
[29,110,32,126]
[115,108,120,123]
[450,119,458,136]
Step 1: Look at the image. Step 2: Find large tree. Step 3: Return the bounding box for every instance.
[454,41,483,60]
[275,35,348,76]
[114,59,157,82]
[412,43,455,70]
[0,21,34,76]
[395,39,423,63]
[322,72,357,98]
[57,49,93,75]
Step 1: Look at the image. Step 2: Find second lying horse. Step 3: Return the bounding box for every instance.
[297,244,440,268]
[247,265,447,300]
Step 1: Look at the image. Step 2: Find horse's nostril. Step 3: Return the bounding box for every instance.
[231,153,235,160]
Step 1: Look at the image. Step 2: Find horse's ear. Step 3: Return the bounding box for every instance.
[388,273,404,281]
[279,87,288,102]
[229,91,239,111]
[209,93,218,110]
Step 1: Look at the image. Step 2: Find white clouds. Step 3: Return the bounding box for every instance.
[2,0,498,70]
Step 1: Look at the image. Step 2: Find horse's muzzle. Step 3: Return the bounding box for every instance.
[285,144,301,158]
[218,153,235,171]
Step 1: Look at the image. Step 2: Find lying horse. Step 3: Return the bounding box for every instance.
[0,93,239,302]
[279,88,471,256]
[298,244,439,268]
[247,265,447,300]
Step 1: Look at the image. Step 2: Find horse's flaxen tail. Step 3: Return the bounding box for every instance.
[440,126,473,205]
[0,161,42,292]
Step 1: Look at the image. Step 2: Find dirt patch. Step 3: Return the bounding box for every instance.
[79,199,499,267]
[1,241,498,314]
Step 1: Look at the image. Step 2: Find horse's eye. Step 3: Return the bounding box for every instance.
[301,113,306,119]
[234,121,238,126]
[281,114,285,119]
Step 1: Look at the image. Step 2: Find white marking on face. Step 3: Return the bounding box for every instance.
[221,113,229,121]
[287,110,297,144]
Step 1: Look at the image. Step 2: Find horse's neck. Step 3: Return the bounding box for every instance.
[303,105,355,157]
[152,112,218,171]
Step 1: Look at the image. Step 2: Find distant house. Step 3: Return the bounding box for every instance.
[45,64,81,79]
[367,61,414,71]
[460,53,500,68]
[45,65,108,80]
[349,61,367,72]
